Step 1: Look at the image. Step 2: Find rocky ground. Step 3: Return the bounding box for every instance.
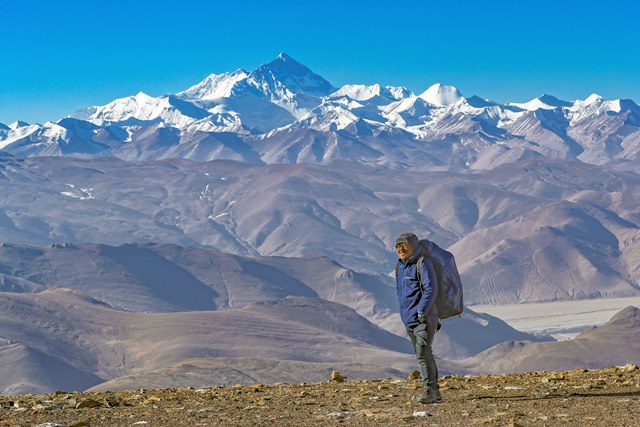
[1,365,639,427]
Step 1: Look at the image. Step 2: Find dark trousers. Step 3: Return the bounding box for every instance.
[406,320,439,389]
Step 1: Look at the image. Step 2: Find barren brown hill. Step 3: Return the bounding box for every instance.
[0,365,638,426]
[458,306,640,374]
[2,156,640,306]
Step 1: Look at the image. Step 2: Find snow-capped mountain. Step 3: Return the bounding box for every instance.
[71,92,211,128]
[176,53,337,130]
[418,83,464,106]
[330,83,412,103]
[1,53,640,169]
[178,69,249,100]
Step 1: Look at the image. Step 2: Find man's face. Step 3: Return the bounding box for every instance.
[396,242,413,261]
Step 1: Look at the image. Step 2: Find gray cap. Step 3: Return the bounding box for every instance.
[395,232,419,249]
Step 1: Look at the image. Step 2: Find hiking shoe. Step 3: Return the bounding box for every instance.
[412,387,441,404]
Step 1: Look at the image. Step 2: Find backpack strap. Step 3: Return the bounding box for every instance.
[416,256,424,294]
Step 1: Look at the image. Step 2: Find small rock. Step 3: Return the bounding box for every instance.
[407,370,421,380]
[75,398,103,409]
[35,424,65,427]
[327,411,362,418]
[331,371,346,382]
[412,411,433,417]
[143,396,162,404]
[105,396,127,407]
[542,373,565,383]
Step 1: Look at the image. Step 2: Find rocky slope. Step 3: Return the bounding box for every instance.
[0,365,638,426]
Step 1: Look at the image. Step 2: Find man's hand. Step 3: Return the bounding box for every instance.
[418,314,426,324]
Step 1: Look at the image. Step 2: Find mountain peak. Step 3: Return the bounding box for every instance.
[251,54,335,97]
[134,91,155,101]
[259,53,310,75]
[331,84,411,102]
[513,94,572,111]
[584,93,604,104]
[465,95,494,108]
[9,120,31,130]
[277,52,294,61]
[178,69,249,100]
[418,83,463,106]
[537,94,571,108]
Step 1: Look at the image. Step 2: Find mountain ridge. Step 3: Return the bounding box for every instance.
[1,54,639,169]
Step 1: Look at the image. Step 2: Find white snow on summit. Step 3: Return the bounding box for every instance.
[0,123,41,149]
[331,84,412,102]
[418,83,464,106]
[251,52,335,98]
[71,92,210,128]
[568,94,640,122]
[9,121,30,130]
[510,94,572,111]
[178,69,249,100]
[584,94,605,105]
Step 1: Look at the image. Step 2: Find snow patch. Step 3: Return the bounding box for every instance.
[60,184,94,200]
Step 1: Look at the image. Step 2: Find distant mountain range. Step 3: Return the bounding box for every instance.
[1,53,639,169]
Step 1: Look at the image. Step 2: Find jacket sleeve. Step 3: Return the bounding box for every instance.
[417,258,438,317]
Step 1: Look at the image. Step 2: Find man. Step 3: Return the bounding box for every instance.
[394,232,442,404]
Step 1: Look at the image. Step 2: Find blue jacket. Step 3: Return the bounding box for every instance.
[395,246,439,328]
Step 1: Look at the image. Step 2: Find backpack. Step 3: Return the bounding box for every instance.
[415,239,464,319]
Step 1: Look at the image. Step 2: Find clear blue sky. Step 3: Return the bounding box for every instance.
[1,0,639,125]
